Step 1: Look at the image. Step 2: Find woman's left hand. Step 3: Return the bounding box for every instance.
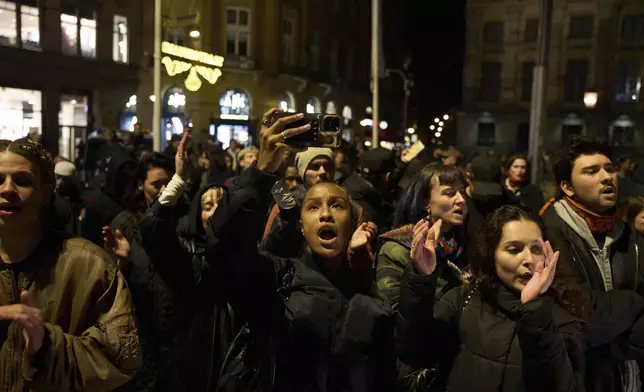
[521,238,559,304]
[350,222,377,250]
[175,131,191,181]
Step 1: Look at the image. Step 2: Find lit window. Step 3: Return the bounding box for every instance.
[61,13,78,55]
[20,4,39,49]
[225,7,251,56]
[113,15,128,63]
[80,14,96,58]
[0,87,42,141]
[61,8,96,58]
[0,1,18,46]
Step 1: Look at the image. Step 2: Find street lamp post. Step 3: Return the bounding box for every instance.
[152,0,162,152]
[528,0,553,185]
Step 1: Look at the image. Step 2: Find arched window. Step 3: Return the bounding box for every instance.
[306,97,321,113]
[278,91,295,112]
[163,86,186,115]
[326,101,337,114]
[219,88,251,120]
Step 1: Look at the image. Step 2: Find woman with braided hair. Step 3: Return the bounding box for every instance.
[0,137,141,391]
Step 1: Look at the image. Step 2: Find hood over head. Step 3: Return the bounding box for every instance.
[102,145,137,198]
[177,182,225,248]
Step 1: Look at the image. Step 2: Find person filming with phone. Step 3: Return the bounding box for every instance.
[207,109,395,392]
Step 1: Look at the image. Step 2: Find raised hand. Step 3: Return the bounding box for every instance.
[350,222,377,250]
[521,238,559,304]
[257,109,311,173]
[410,219,442,276]
[175,131,191,181]
[102,226,131,260]
[0,291,45,356]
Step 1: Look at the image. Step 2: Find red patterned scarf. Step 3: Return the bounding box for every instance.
[564,196,615,233]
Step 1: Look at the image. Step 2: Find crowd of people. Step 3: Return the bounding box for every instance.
[2,108,644,392]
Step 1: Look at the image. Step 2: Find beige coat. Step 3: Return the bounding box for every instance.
[0,231,141,391]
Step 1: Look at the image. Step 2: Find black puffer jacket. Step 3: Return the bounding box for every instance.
[208,164,397,392]
[398,266,586,392]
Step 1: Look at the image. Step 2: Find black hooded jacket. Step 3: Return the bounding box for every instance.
[83,148,137,245]
[139,183,238,391]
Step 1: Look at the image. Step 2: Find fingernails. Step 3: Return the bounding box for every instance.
[297,113,304,118]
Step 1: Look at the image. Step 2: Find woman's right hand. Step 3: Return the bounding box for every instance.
[102,226,131,261]
[410,219,442,276]
[256,109,310,173]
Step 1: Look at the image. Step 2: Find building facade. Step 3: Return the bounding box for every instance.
[0,0,144,158]
[129,0,374,149]
[457,0,644,158]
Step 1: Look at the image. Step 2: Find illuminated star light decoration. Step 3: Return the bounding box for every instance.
[161,42,225,92]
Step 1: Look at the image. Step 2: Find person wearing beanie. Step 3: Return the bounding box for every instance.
[261,146,366,259]
[54,160,76,178]
[53,160,84,235]
[294,147,334,188]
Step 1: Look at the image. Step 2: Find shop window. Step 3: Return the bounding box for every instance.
[226,7,251,57]
[61,7,96,58]
[0,87,42,140]
[58,95,88,160]
[0,1,17,46]
[113,15,128,63]
[20,3,39,49]
[219,89,251,120]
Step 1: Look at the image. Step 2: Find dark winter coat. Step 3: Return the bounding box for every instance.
[398,265,586,392]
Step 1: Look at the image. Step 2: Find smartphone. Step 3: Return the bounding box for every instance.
[402,140,425,162]
[272,112,342,148]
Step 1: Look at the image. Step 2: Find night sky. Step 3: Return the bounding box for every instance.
[404,0,467,121]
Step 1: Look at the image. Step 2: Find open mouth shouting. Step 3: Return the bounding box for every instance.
[317,225,338,248]
[600,186,616,199]
[0,204,21,217]
[518,272,533,284]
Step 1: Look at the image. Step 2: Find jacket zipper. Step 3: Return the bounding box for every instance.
[9,271,20,391]
[565,239,592,285]
[634,243,640,291]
